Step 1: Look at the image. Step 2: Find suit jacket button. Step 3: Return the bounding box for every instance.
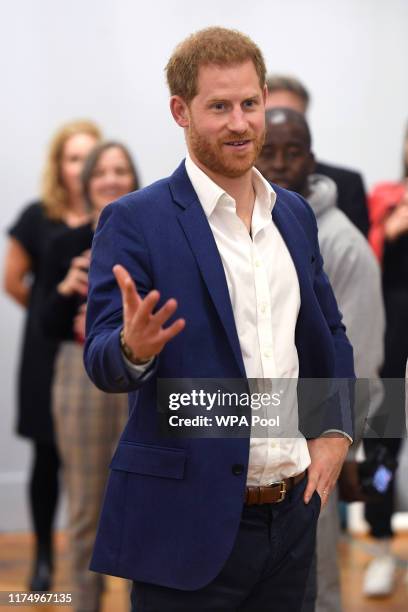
[232,464,244,476]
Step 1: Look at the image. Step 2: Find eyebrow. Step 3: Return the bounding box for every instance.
[206,92,262,103]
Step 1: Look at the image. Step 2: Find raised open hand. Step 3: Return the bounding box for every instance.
[113,264,185,364]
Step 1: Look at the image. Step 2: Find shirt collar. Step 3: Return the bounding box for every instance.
[185,154,276,219]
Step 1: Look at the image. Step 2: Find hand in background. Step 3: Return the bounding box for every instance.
[113,264,185,364]
[383,191,408,242]
[304,434,350,508]
[58,250,91,297]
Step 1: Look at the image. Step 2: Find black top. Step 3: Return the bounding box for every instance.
[315,160,369,237]
[381,233,408,378]
[42,223,94,340]
[8,202,68,442]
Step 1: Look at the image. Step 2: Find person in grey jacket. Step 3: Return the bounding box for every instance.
[256,107,385,612]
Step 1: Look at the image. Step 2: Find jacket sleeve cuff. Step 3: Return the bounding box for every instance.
[121,351,156,381]
[321,429,353,444]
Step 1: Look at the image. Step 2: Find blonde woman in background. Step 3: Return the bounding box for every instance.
[3,120,101,591]
[41,142,139,611]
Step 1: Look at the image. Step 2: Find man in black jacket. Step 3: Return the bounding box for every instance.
[265,74,369,237]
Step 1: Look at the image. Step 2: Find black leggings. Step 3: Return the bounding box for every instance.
[363,437,402,539]
[29,441,60,558]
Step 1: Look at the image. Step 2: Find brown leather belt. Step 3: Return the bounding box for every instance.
[245,470,306,505]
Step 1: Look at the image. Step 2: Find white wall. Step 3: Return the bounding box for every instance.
[1,0,408,530]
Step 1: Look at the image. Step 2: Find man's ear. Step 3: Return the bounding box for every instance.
[262,83,268,106]
[170,96,190,128]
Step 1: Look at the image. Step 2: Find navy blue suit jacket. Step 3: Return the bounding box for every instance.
[84,160,354,589]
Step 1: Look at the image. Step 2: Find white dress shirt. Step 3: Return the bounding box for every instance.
[185,155,311,484]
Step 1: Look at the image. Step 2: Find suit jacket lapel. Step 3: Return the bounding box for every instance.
[169,162,246,377]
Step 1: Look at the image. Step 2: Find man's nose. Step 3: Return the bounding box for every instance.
[227,108,249,134]
[270,151,286,170]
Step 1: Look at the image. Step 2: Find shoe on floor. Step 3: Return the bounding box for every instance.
[363,554,397,597]
[29,556,52,592]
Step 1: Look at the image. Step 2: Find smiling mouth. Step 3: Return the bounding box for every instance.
[225,139,252,148]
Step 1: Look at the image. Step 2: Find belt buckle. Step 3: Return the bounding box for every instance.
[272,480,287,503]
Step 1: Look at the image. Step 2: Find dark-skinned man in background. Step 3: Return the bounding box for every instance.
[265,75,370,238]
[256,107,384,612]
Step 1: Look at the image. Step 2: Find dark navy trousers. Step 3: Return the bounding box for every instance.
[131,477,320,611]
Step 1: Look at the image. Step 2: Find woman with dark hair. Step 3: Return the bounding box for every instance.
[3,120,101,591]
[42,141,139,612]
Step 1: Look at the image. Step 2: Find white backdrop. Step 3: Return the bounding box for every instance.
[1,0,408,530]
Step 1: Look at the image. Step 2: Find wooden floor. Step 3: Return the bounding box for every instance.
[0,531,407,611]
[338,533,408,611]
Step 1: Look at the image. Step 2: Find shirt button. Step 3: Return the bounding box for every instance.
[264,350,272,358]
[254,259,261,268]
[260,303,267,313]
[232,464,244,476]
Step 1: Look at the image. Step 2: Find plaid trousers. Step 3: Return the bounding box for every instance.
[53,342,128,612]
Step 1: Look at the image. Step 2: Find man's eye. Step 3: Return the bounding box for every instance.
[243,100,255,108]
[212,103,225,110]
[287,149,301,159]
